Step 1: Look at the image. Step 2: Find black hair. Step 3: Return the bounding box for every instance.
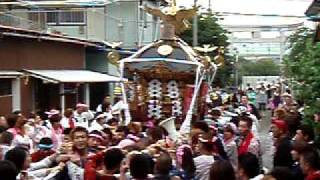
[130,154,153,179]
[241,94,248,99]
[6,114,19,128]
[115,126,129,135]
[238,152,260,178]
[39,137,53,146]
[181,147,196,178]
[5,147,28,173]
[94,112,103,119]
[101,99,111,113]
[209,160,236,180]
[0,160,18,180]
[70,126,88,140]
[12,110,21,115]
[0,126,6,133]
[155,152,172,175]
[104,148,125,171]
[292,141,312,154]
[0,131,13,145]
[299,124,315,142]
[89,130,103,137]
[214,138,229,160]
[301,150,320,170]
[199,134,214,152]
[192,121,209,133]
[28,112,36,119]
[63,128,72,135]
[146,127,164,143]
[49,114,62,123]
[269,167,294,180]
[238,115,253,128]
[211,109,222,117]
[102,128,113,139]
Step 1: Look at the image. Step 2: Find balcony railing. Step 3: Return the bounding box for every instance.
[0,8,160,48]
[0,12,47,31]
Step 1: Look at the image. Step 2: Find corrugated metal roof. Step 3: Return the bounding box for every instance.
[0,25,103,48]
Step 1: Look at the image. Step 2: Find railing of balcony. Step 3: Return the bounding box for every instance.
[0,11,47,31]
[0,8,160,48]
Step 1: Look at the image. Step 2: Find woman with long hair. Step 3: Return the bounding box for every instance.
[172,144,196,180]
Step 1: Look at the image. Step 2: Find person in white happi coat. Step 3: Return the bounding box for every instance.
[73,103,94,129]
[111,97,129,125]
[89,113,112,132]
[42,110,64,151]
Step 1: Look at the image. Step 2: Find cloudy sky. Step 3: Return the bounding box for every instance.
[178,0,313,26]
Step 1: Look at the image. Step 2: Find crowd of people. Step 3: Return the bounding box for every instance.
[0,84,319,180]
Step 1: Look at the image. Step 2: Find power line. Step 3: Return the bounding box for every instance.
[215,12,306,18]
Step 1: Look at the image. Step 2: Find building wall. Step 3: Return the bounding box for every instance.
[105,1,138,47]
[48,8,106,40]
[85,49,108,73]
[87,8,106,40]
[50,26,87,39]
[105,1,159,48]
[0,95,12,116]
[0,37,85,70]
[8,2,159,48]
[0,36,86,115]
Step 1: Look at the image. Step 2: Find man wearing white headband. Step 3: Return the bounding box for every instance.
[89,113,111,132]
[73,103,94,129]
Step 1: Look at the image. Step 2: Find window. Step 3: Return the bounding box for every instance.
[46,11,85,25]
[0,79,12,96]
[47,12,58,24]
[59,11,85,24]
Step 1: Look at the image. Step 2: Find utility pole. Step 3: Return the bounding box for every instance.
[193,0,198,46]
[208,0,212,12]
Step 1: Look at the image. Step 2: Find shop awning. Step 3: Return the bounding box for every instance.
[23,69,122,83]
[0,71,23,78]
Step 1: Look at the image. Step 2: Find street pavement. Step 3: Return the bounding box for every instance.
[258,110,274,171]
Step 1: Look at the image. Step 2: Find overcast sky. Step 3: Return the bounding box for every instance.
[177,0,313,26]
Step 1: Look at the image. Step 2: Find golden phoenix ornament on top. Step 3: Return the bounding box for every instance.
[144,0,197,34]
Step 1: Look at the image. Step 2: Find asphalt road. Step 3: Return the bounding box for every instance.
[258,110,274,171]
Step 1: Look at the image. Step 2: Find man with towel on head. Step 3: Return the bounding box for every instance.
[73,103,94,129]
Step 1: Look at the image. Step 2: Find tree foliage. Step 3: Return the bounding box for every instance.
[180,13,231,87]
[238,58,280,76]
[180,13,229,47]
[284,27,320,123]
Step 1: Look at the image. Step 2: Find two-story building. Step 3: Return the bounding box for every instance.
[0,25,122,116]
[0,0,160,48]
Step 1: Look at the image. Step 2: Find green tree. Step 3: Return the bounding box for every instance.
[284,27,320,140]
[284,27,320,118]
[180,13,231,87]
[238,58,280,77]
[181,13,229,47]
